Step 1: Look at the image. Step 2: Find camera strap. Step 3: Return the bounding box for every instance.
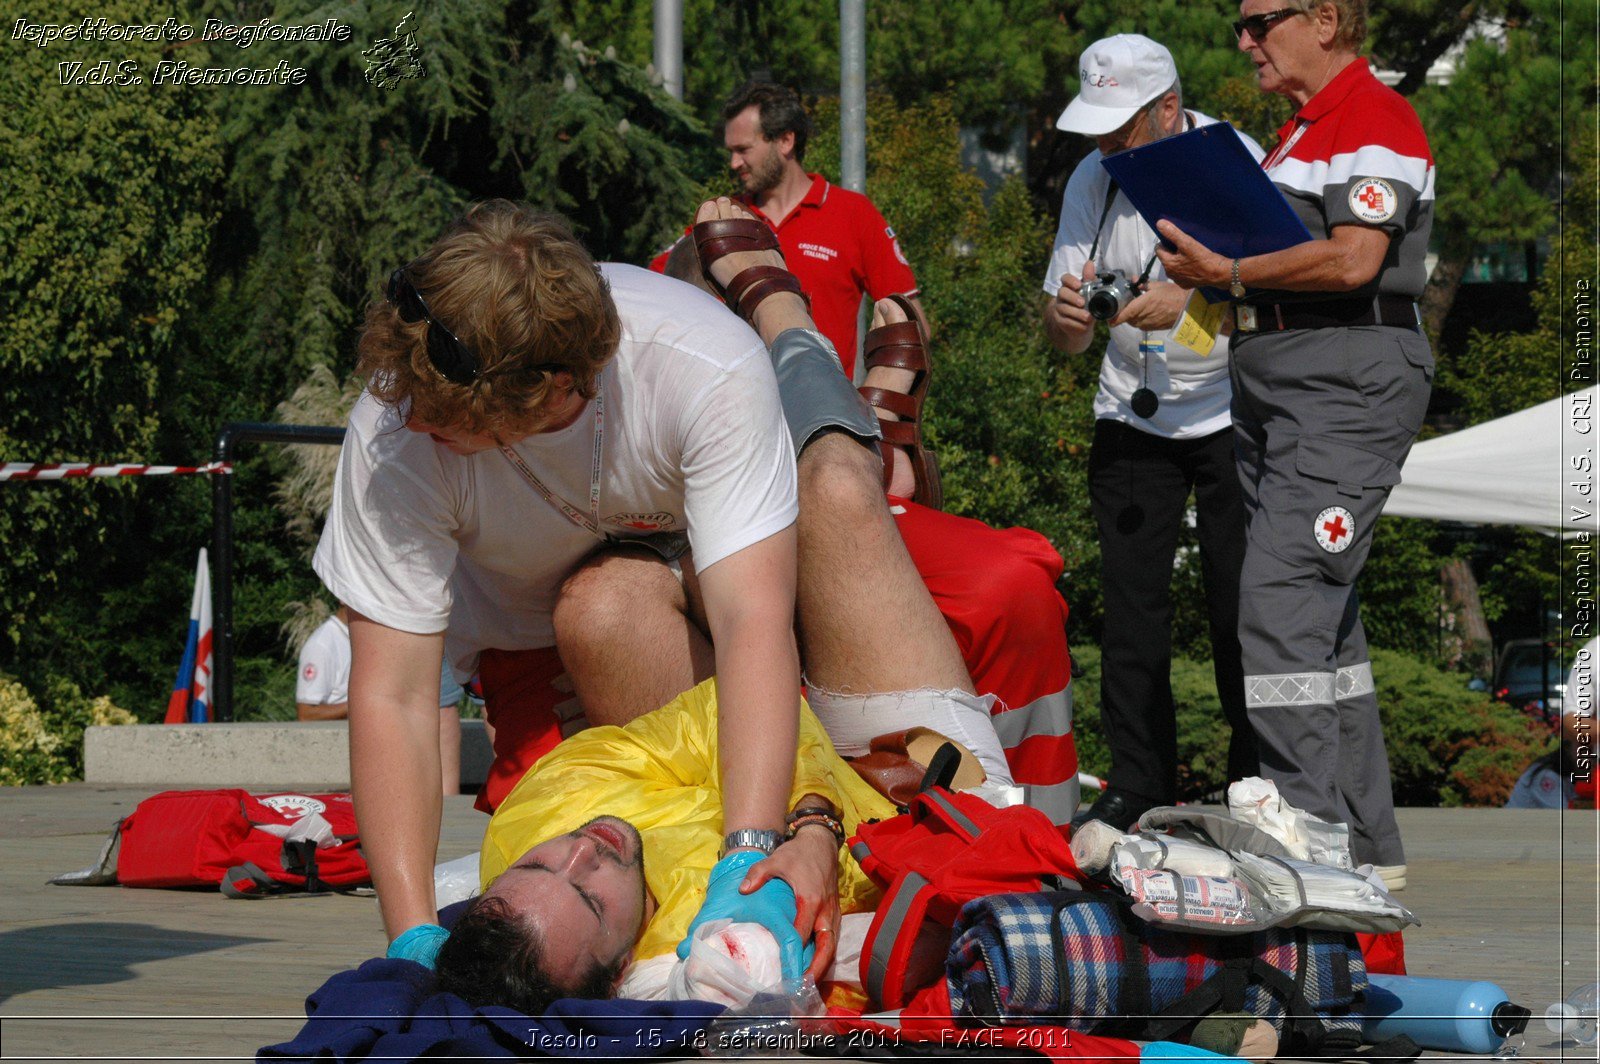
[1086,180,1121,265]
[1088,179,1159,292]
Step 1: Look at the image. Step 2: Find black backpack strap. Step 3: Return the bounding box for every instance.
[1141,930,1309,1045]
[281,837,323,892]
[1047,891,1150,1031]
[918,743,962,794]
[1137,948,1256,1044]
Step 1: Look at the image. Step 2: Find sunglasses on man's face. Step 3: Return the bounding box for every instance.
[387,267,480,385]
[1232,7,1305,42]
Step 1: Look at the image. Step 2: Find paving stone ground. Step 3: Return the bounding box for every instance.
[1,785,1594,1062]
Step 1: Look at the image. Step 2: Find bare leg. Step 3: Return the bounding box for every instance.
[795,431,973,694]
[552,546,715,726]
[694,199,984,749]
[861,299,918,498]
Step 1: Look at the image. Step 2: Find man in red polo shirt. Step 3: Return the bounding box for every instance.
[721,81,923,380]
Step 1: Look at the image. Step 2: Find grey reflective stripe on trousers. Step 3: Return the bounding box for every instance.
[1246,662,1375,708]
[1020,779,1080,825]
[990,687,1078,824]
[1336,661,1375,700]
[867,870,932,1007]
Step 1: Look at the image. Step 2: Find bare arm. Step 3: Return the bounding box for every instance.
[1156,221,1392,294]
[297,700,348,721]
[347,610,447,941]
[695,525,801,840]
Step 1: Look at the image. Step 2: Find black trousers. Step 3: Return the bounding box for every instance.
[1088,418,1256,803]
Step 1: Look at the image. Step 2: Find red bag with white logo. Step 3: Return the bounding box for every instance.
[54,789,370,897]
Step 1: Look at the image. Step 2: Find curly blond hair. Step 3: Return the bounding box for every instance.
[358,201,620,439]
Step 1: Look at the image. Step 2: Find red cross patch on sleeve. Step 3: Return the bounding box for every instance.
[1349,178,1398,223]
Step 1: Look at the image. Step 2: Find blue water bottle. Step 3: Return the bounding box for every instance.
[1362,973,1532,1054]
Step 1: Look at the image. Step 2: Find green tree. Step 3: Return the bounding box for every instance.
[0,1,221,706]
[194,0,717,719]
[1411,0,1590,335]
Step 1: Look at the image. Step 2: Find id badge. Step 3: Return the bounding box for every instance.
[1172,290,1226,356]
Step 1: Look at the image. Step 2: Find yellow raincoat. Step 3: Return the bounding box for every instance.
[480,677,893,962]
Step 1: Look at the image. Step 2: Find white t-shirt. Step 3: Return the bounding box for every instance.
[313,264,798,679]
[296,613,463,706]
[1043,111,1264,440]
[296,614,352,705]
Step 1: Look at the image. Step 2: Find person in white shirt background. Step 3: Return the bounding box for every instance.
[296,604,466,797]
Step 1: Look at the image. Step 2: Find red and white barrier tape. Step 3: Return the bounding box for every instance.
[1,461,232,481]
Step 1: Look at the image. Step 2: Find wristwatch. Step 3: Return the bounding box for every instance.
[719,828,783,859]
[1229,258,1246,299]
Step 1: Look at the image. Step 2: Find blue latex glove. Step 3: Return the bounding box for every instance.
[386,922,449,969]
[677,851,814,981]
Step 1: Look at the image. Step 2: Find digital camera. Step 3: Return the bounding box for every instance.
[1083,269,1140,321]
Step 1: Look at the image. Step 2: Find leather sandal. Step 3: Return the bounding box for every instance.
[691,216,808,324]
[859,293,943,510]
[845,727,986,809]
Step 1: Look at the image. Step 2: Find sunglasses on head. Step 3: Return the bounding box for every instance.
[387,267,480,385]
[1233,7,1305,42]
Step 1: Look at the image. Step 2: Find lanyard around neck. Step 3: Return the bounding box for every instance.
[1262,119,1310,173]
[498,380,607,541]
[1088,180,1159,290]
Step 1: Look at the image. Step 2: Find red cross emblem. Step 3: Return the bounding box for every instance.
[1348,178,1396,222]
[1314,505,1356,553]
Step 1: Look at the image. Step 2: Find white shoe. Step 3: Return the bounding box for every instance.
[1374,863,1408,891]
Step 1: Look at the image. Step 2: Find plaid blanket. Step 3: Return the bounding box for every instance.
[947,890,1365,1048]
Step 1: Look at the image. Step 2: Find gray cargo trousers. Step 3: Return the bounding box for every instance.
[1230,322,1434,867]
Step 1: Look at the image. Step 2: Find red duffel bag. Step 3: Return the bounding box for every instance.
[54,789,370,897]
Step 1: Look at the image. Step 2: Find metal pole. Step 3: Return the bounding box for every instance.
[653,0,683,99]
[839,0,866,193]
[211,435,234,721]
[211,421,347,722]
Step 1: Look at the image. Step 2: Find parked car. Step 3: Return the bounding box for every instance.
[1493,638,1567,726]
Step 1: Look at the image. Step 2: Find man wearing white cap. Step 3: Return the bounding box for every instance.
[1043,34,1263,831]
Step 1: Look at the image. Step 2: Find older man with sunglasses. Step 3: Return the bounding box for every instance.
[315,200,836,976]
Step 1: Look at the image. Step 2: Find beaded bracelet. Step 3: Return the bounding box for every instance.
[784,807,846,847]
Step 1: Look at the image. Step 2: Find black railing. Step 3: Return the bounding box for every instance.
[211,421,345,722]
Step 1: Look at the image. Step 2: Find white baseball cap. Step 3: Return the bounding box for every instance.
[1056,34,1179,135]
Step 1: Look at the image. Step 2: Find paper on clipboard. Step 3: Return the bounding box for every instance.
[1099,123,1312,302]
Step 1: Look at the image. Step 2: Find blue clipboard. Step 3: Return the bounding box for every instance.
[1099,123,1311,301]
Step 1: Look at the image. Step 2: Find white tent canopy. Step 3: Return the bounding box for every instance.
[1383,391,1595,531]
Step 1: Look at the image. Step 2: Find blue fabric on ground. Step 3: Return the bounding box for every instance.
[257,957,724,1061]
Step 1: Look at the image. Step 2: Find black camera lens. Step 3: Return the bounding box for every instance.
[1131,388,1160,418]
[1086,289,1121,321]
